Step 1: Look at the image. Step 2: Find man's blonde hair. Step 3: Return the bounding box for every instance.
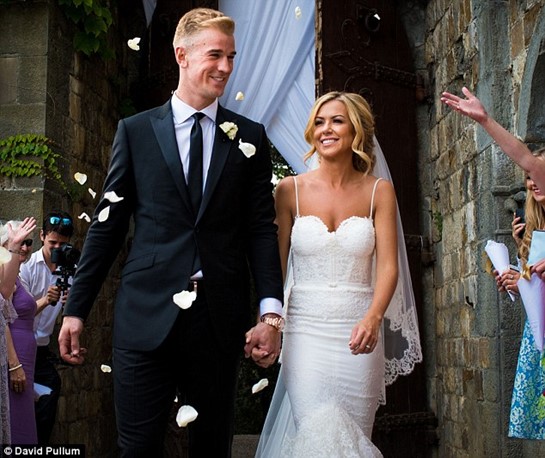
[172,8,235,49]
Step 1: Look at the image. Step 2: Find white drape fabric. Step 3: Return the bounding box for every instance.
[219,0,315,174]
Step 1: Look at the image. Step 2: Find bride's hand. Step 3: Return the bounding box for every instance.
[349,314,381,355]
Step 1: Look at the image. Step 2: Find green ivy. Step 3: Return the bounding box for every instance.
[0,134,65,189]
[58,0,114,58]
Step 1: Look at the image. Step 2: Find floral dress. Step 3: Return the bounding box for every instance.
[508,319,545,438]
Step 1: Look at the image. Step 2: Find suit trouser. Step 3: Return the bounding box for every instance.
[113,285,241,458]
[34,345,61,444]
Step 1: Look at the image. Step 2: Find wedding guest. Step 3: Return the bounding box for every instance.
[494,148,545,438]
[0,218,38,444]
[441,88,545,280]
[1,246,19,445]
[58,7,283,457]
[19,211,74,444]
[256,92,422,457]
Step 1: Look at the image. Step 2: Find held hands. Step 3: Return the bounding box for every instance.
[349,313,382,355]
[440,87,489,124]
[244,322,281,368]
[58,316,87,365]
[494,268,520,294]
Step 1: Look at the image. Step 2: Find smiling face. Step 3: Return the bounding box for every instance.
[175,27,236,109]
[312,100,355,159]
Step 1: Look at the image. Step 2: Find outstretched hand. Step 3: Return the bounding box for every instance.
[244,323,281,368]
[441,87,489,124]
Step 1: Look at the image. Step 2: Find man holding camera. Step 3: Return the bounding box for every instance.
[19,211,75,444]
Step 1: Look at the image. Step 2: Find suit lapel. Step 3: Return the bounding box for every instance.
[197,106,234,222]
[150,101,193,213]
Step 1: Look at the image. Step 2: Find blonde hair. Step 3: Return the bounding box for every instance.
[172,8,235,49]
[519,147,545,265]
[303,91,376,174]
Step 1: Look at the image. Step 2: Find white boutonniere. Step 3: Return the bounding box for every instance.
[238,139,256,158]
[219,121,238,140]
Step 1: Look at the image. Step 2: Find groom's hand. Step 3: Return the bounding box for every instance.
[244,323,281,368]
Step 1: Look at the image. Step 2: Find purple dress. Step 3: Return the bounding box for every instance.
[8,278,37,444]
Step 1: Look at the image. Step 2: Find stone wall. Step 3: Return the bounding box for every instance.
[420,0,545,456]
[0,0,141,455]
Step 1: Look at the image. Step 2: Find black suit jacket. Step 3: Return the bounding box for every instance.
[64,100,283,351]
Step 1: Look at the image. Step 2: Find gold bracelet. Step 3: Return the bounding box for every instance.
[8,363,22,372]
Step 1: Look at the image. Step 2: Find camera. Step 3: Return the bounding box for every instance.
[51,243,81,304]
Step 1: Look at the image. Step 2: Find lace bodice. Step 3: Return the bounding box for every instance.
[291,215,375,287]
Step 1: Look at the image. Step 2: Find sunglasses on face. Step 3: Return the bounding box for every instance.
[21,239,33,247]
[49,216,72,226]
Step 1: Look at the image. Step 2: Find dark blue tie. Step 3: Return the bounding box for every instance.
[188,112,205,214]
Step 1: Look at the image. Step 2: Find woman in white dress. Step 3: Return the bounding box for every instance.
[256,92,422,457]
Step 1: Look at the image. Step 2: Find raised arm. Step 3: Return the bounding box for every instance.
[441,87,545,190]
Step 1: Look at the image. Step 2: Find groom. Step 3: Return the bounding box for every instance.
[58,7,284,457]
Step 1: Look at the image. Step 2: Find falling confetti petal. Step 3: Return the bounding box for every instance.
[127,37,141,51]
[100,364,112,373]
[88,188,97,199]
[104,191,124,203]
[174,396,178,403]
[0,247,11,265]
[235,91,245,101]
[239,139,256,158]
[31,188,37,193]
[173,290,197,309]
[252,378,269,394]
[98,206,110,222]
[74,172,88,185]
[295,6,302,19]
[176,405,198,427]
[78,212,91,223]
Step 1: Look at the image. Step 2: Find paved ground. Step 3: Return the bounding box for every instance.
[232,434,259,457]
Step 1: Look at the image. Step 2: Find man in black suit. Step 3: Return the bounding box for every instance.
[58,8,284,457]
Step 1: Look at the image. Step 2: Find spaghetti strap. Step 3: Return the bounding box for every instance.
[293,176,300,217]
[370,177,383,220]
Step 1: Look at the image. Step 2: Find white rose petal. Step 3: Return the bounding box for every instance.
[235,91,245,101]
[88,188,97,199]
[98,206,110,222]
[295,6,302,20]
[31,188,37,193]
[100,364,112,373]
[252,378,269,394]
[174,396,178,403]
[78,212,91,223]
[127,37,141,51]
[74,172,88,185]
[176,405,198,427]
[104,191,124,203]
[0,247,12,265]
[238,139,256,158]
[173,290,197,309]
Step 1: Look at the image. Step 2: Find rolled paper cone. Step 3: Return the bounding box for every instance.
[484,240,510,273]
[484,240,516,301]
[517,273,545,352]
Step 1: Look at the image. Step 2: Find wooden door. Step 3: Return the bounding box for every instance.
[319,0,437,455]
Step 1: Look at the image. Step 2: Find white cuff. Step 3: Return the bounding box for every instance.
[259,297,283,317]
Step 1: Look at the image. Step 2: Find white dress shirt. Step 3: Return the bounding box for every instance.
[19,249,65,346]
[170,95,282,317]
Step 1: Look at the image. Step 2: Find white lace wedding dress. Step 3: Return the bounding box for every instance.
[256,177,385,457]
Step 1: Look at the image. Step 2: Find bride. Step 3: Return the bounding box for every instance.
[255,92,422,457]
